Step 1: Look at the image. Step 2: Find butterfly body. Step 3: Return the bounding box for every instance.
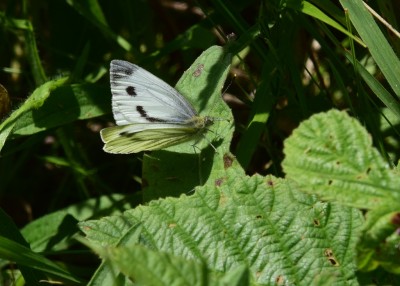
[100,60,214,154]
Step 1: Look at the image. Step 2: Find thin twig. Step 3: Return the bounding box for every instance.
[363,1,400,39]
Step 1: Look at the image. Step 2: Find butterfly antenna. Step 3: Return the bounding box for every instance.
[189,143,203,185]
[190,134,219,186]
[186,188,196,195]
[198,150,203,185]
[222,73,236,96]
[199,134,218,153]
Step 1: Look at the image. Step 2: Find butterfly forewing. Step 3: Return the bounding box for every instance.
[110,60,197,125]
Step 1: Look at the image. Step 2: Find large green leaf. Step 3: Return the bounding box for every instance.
[79,162,363,285]
[142,45,234,201]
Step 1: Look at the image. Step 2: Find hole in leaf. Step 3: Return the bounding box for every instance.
[324,248,340,266]
[328,257,339,266]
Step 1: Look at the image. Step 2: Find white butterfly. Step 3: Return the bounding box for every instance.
[100,60,214,154]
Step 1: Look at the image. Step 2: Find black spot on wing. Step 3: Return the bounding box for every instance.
[112,61,135,75]
[110,73,125,81]
[126,86,136,96]
[124,68,133,75]
[110,60,137,81]
[136,106,166,122]
[136,106,147,117]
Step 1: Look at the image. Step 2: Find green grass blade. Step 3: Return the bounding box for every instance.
[0,236,82,284]
[340,0,400,98]
[292,0,365,46]
[66,0,132,52]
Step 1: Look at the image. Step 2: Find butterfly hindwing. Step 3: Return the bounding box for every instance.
[101,123,201,154]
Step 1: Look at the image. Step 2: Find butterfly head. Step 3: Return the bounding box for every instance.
[190,116,214,130]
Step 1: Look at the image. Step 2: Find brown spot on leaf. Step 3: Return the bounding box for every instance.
[192,64,204,77]
[219,193,228,206]
[324,248,333,257]
[324,248,340,266]
[223,153,234,169]
[275,275,285,285]
[215,178,224,187]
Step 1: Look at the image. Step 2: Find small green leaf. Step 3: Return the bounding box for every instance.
[0,76,68,152]
[13,83,109,136]
[21,194,138,252]
[357,204,400,273]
